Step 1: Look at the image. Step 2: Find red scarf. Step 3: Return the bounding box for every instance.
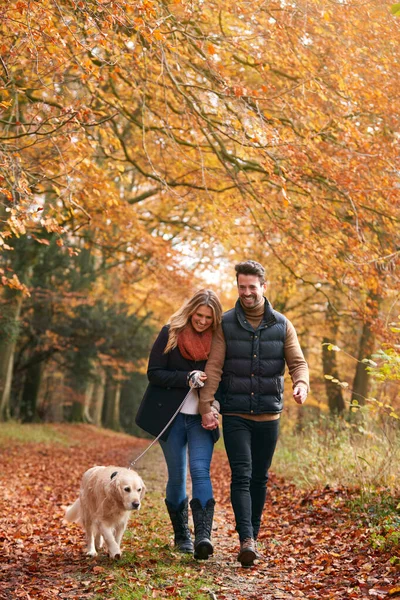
[177,325,212,361]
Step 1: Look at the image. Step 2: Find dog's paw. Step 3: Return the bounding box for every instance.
[109,549,122,560]
[86,550,98,557]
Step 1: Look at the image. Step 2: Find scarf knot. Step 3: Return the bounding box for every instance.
[177,325,212,361]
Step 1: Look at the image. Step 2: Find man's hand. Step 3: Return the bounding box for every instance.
[293,386,308,405]
[201,411,219,430]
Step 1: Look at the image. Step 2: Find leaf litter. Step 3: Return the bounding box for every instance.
[0,425,398,599]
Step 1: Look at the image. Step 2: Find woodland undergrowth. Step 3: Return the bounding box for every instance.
[274,414,400,557]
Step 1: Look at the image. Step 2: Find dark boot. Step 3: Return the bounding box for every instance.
[237,537,257,567]
[165,498,194,553]
[190,498,215,560]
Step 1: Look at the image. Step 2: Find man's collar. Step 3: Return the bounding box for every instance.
[235,297,277,329]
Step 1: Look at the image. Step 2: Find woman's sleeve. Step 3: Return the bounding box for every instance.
[147,326,190,388]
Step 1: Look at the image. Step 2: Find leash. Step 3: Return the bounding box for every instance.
[128,389,192,469]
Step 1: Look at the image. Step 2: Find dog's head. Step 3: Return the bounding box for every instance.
[110,469,146,511]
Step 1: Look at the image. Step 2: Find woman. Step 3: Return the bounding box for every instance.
[136,289,222,560]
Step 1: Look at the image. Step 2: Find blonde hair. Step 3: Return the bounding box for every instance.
[164,289,223,354]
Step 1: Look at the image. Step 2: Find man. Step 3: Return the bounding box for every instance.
[199,260,309,567]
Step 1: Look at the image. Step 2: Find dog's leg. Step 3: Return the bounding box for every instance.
[98,524,121,559]
[114,523,126,549]
[95,533,104,551]
[85,521,97,557]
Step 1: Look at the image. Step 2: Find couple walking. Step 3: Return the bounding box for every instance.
[136,260,309,567]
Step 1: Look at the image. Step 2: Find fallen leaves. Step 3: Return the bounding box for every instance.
[0,426,399,600]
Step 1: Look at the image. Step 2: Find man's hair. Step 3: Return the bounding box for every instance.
[235,260,265,284]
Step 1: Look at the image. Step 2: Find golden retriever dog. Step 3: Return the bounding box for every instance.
[65,466,146,559]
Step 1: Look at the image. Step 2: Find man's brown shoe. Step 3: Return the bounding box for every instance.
[237,538,257,567]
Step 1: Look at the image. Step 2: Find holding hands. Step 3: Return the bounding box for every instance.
[201,411,219,430]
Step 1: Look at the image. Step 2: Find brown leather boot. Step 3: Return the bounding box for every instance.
[237,537,256,567]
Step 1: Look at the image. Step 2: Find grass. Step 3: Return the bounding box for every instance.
[274,413,400,492]
[0,421,73,446]
[273,413,400,558]
[0,420,134,446]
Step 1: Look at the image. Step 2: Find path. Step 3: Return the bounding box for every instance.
[0,425,398,599]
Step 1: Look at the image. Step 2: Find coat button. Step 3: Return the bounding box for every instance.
[251,392,254,395]
[253,354,257,357]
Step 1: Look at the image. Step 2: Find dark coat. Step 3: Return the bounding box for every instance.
[135,325,206,440]
[218,299,287,415]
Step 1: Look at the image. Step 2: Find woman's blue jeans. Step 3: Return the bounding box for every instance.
[159,413,214,509]
[223,415,280,542]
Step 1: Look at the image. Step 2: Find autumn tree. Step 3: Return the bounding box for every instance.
[1,0,399,424]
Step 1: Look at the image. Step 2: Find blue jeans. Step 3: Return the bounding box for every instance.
[159,413,214,509]
[223,415,280,541]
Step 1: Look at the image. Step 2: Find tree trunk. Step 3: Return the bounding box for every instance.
[45,371,65,422]
[0,293,23,420]
[83,380,95,423]
[70,391,85,422]
[20,360,43,422]
[102,374,121,431]
[352,320,375,405]
[322,305,345,415]
[92,369,106,426]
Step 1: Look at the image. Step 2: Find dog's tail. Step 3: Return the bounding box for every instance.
[65,499,82,524]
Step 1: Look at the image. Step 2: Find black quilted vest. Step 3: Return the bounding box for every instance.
[218,298,287,414]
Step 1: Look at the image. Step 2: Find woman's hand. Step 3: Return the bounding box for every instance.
[188,370,207,388]
[201,411,219,430]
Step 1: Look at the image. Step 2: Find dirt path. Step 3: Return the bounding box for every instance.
[0,425,398,600]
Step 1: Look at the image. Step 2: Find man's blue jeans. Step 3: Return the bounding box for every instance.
[159,413,214,509]
[223,415,280,541]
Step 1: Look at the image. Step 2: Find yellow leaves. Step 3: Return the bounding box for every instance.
[152,29,164,42]
[0,100,13,111]
[281,186,289,206]
[323,343,341,352]
[32,237,50,246]
[0,273,30,296]
[0,187,13,201]
[391,3,400,16]
[8,214,27,237]
[324,375,349,389]
[40,217,64,235]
